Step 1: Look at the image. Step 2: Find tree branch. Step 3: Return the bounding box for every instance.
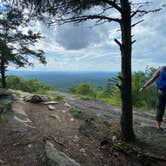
[50,14,121,25]
[131,20,144,27]
[114,38,122,48]
[102,0,122,13]
[132,40,136,45]
[131,8,162,18]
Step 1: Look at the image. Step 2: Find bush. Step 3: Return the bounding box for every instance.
[6,75,53,93]
[72,83,97,98]
[76,83,91,95]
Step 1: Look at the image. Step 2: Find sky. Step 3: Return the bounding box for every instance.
[9,0,166,72]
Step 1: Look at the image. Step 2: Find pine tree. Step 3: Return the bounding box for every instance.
[0,6,46,88]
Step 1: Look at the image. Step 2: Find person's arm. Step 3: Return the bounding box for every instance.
[140,68,160,91]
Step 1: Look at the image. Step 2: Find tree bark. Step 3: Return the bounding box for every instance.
[120,0,135,141]
[0,54,6,89]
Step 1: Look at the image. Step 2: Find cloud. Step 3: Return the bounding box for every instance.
[11,0,166,71]
[55,23,102,50]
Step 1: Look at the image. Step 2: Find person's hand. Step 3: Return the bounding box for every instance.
[139,86,145,92]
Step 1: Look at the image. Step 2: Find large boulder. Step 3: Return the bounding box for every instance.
[23,94,49,103]
[45,141,80,166]
[0,89,13,113]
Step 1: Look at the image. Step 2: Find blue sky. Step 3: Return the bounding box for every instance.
[9,0,166,72]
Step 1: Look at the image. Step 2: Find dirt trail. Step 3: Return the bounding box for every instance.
[0,96,112,166]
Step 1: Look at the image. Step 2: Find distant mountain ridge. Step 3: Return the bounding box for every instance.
[7,70,117,91]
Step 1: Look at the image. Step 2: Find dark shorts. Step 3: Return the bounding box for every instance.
[156,90,166,122]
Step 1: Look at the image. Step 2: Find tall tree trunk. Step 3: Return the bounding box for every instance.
[0,54,6,89]
[120,0,135,141]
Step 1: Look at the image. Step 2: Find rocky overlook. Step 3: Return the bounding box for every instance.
[0,90,166,166]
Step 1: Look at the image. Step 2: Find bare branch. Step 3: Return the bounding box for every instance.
[114,38,122,48]
[131,8,162,18]
[131,20,144,27]
[102,0,122,13]
[132,40,136,45]
[50,14,121,25]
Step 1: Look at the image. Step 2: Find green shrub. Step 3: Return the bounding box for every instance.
[6,75,53,93]
[76,83,91,95]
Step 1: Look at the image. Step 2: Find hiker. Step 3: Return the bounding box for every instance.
[140,66,166,129]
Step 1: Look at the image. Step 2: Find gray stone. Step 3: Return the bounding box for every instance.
[48,105,56,111]
[45,141,80,166]
[64,102,71,108]
[44,101,58,105]
[23,94,49,103]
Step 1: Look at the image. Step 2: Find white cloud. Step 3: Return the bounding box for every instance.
[11,0,166,71]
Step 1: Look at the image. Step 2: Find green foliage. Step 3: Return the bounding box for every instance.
[72,83,97,98]
[103,75,119,97]
[5,75,53,93]
[47,94,64,101]
[76,83,91,95]
[34,89,64,101]
[70,67,158,111]
[132,68,158,110]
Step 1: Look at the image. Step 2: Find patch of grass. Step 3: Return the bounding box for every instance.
[77,94,93,100]
[70,107,88,120]
[47,93,64,101]
[35,90,64,101]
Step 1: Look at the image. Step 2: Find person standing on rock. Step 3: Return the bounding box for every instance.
[140,66,166,129]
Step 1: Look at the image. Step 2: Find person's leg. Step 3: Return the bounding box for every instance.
[156,91,166,129]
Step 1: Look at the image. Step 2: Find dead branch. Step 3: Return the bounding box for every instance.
[131,20,144,27]
[114,39,122,48]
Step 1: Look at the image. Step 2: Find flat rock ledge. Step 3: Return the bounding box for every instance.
[45,141,80,166]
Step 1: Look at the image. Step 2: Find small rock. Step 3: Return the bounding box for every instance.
[28,144,32,148]
[0,159,5,164]
[44,101,58,105]
[70,118,74,122]
[64,102,71,108]
[14,116,32,123]
[49,114,61,122]
[62,110,67,113]
[79,148,86,153]
[48,105,56,111]
[112,135,117,142]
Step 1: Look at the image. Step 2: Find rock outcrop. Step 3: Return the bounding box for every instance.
[45,141,80,166]
[23,94,49,103]
[0,90,13,113]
